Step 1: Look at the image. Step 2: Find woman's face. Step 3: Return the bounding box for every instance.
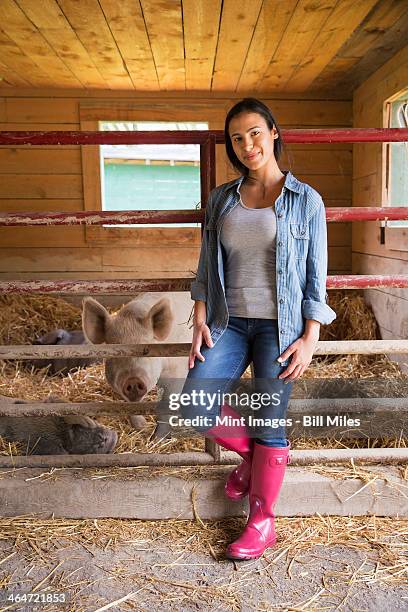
[228,111,278,171]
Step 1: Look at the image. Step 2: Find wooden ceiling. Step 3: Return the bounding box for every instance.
[0,0,407,95]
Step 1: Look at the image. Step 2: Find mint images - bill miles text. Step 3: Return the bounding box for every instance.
[167,414,362,428]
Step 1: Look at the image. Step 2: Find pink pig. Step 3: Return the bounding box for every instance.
[82,295,188,438]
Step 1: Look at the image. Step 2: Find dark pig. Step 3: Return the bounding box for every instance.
[0,395,117,455]
[30,329,101,375]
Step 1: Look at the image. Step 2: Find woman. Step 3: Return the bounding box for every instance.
[183,98,336,560]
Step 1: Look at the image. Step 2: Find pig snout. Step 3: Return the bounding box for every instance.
[123,377,148,401]
[105,358,163,403]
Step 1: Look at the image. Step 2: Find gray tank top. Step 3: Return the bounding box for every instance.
[220,198,278,319]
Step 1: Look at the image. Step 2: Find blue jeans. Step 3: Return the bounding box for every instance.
[181,317,293,447]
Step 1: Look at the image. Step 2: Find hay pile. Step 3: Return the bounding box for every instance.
[0,294,83,345]
[319,290,379,342]
[0,292,406,457]
[0,290,382,348]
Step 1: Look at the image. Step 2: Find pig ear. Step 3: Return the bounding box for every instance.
[48,329,65,344]
[147,298,174,341]
[63,415,96,427]
[82,297,110,344]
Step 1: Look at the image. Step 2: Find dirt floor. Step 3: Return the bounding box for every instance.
[0,515,407,612]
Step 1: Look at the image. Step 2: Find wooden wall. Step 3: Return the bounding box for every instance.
[353,44,408,369]
[0,92,352,282]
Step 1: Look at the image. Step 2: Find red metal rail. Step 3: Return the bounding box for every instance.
[0,210,204,227]
[0,275,407,295]
[0,127,408,145]
[326,207,408,222]
[0,207,407,226]
[327,275,408,289]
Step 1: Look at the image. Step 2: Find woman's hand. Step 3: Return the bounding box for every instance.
[277,320,320,381]
[189,321,213,369]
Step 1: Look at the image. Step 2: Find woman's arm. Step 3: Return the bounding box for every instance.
[190,190,215,303]
[303,318,320,342]
[277,320,320,381]
[301,194,336,325]
[193,299,207,327]
[278,192,336,381]
[189,190,217,368]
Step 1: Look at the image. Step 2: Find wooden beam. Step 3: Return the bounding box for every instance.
[0,448,406,469]
[0,397,405,418]
[0,339,407,360]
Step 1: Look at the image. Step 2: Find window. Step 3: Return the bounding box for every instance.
[80,103,217,249]
[384,91,408,229]
[99,121,208,228]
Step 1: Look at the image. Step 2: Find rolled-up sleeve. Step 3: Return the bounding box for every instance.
[190,190,214,302]
[302,192,336,325]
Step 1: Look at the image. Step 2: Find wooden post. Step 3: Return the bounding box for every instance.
[205,438,221,462]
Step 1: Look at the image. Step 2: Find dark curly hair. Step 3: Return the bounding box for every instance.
[224,98,284,176]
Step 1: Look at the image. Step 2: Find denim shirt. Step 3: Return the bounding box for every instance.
[191,170,336,364]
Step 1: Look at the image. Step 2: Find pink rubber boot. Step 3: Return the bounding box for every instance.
[206,404,253,501]
[226,440,291,560]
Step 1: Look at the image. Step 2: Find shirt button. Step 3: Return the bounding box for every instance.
[278,241,283,247]
[278,270,283,275]
[280,329,285,334]
[279,298,284,304]
[277,213,283,218]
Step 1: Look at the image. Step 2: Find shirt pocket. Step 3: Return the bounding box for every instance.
[290,223,309,260]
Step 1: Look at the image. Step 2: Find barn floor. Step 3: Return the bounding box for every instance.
[0,516,407,612]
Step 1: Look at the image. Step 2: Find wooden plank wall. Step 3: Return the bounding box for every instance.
[353,44,408,369]
[0,93,352,280]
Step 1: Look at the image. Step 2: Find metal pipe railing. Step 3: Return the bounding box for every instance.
[0,275,407,295]
[1,127,408,145]
[0,206,407,226]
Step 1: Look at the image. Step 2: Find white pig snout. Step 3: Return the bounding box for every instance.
[123,376,148,401]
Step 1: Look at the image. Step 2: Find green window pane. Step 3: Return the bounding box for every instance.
[103,164,201,228]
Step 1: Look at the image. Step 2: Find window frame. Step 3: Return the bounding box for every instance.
[80,103,215,247]
[382,90,408,251]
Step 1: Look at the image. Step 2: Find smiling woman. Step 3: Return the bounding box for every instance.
[180,97,336,561]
